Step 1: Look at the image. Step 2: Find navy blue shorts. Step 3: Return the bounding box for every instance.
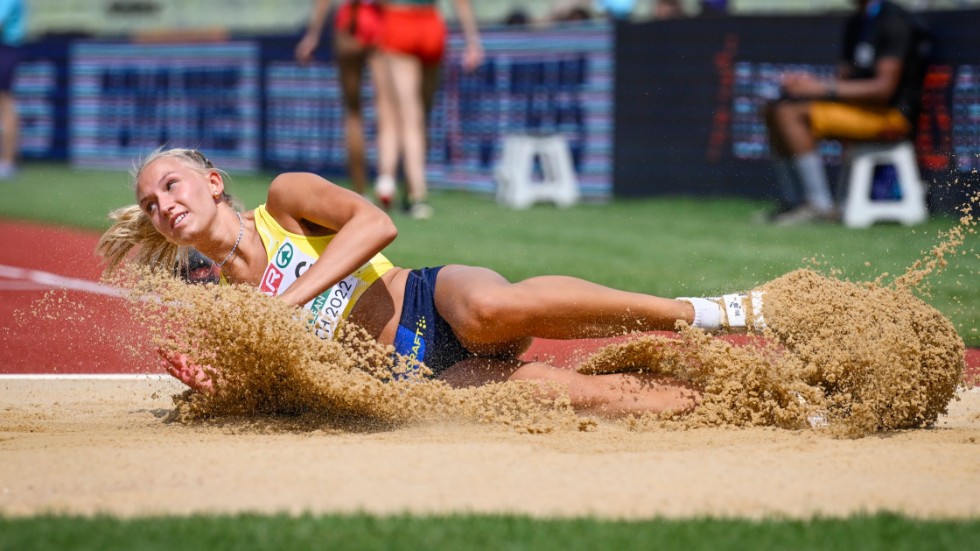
[392,266,472,378]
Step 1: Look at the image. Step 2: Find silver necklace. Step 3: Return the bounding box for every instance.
[216,211,244,270]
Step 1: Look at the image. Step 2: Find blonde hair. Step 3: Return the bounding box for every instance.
[96,147,241,275]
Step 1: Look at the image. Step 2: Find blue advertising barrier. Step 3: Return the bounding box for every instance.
[21,23,612,198]
[69,41,261,172]
[12,12,980,209]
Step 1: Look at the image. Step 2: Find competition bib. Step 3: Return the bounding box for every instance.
[258,237,357,340]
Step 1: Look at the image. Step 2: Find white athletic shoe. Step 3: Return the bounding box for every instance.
[409,201,433,220]
[375,175,396,212]
[677,291,766,333]
[794,392,829,429]
[0,161,17,180]
[717,291,767,333]
[772,205,839,226]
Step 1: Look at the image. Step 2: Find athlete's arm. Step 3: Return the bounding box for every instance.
[834,57,903,103]
[782,57,902,103]
[296,0,334,64]
[451,0,484,72]
[264,172,398,307]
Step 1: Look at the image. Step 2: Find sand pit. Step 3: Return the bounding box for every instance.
[1,377,979,519]
[105,263,964,440]
[4,264,975,520]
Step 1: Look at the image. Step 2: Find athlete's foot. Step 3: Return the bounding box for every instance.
[793,392,829,428]
[0,161,17,180]
[677,291,766,333]
[716,291,767,333]
[409,201,433,220]
[771,204,839,226]
[375,175,396,212]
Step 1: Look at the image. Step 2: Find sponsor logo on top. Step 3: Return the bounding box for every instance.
[260,265,284,295]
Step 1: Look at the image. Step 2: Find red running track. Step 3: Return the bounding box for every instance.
[1,219,977,381]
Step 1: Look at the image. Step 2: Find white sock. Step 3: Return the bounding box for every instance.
[794,152,834,212]
[676,297,722,331]
[375,174,396,197]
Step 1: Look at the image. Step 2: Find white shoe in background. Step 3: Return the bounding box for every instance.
[375,175,396,211]
[409,201,433,220]
[0,161,18,180]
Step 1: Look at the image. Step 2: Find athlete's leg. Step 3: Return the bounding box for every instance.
[0,92,17,173]
[383,50,429,205]
[433,265,695,355]
[439,357,700,416]
[768,100,835,218]
[335,32,369,195]
[770,100,817,155]
[763,100,804,210]
[421,60,441,118]
[369,51,399,200]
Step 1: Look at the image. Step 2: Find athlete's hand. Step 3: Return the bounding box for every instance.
[158,349,218,394]
[780,72,826,98]
[462,43,484,73]
[295,34,319,65]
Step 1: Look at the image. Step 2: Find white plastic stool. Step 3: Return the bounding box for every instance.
[841,140,928,228]
[494,134,580,209]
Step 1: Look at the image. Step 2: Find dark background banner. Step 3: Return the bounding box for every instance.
[613,11,980,212]
[13,10,980,212]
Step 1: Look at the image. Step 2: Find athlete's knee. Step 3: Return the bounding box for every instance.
[342,94,363,113]
[761,100,777,123]
[780,102,812,126]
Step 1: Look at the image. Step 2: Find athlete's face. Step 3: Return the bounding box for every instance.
[136,156,222,246]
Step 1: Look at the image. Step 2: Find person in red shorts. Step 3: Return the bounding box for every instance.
[374,0,483,219]
[296,1,397,198]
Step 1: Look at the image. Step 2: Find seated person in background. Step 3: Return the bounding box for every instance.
[762,0,930,225]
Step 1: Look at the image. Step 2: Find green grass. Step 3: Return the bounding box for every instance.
[3,162,977,345]
[1,513,979,551]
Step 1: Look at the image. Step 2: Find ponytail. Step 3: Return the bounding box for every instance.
[96,204,186,275]
[96,147,239,276]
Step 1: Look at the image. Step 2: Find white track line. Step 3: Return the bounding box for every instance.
[0,374,170,380]
[0,264,127,298]
[0,280,57,291]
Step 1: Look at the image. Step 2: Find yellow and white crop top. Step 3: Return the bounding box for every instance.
[247,204,393,339]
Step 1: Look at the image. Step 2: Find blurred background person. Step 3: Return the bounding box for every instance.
[375,0,483,219]
[0,0,24,180]
[595,0,635,21]
[296,0,396,198]
[550,1,594,22]
[699,0,728,16]
[653,0,687,19]
[762,0,930,225]
[503,8,531,26]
